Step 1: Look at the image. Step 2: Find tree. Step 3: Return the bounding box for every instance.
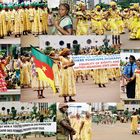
[48,104,56,117]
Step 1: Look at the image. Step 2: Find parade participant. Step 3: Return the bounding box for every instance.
[107,1,124,44]
[91,5,105,35]
[76,2,89,35]
[79,112,92,140]
[32,3,43,35]
[131,112,139,135]
[14,4,23,38]
[49,51,61,93]
[59,48,76,102]
[94,51,108,88]
[31,58,47,99]
[129,59,140,99]
[72,113,82,140]
[54,3,73,35]
[23,4,31,35]
[57,103,76,140]
[42,4,48,35]
[0,4,4,38]
[123,55,137,98]
[129,3,140,39]
[20,57,30,88]
[51,48,76,102]
[1,5,7,38]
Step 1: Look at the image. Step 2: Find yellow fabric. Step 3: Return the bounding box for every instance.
[36,67,56,93]
[20,63,30,85]
[94,69,108,84]
[71,118,81,139]
[60,56,76,97]
[131,115,138,132]
[135,69,140,99]
[80,118,92,140]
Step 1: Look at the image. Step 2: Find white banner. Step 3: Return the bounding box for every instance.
[72,54,120,70]
[0,122,56,134]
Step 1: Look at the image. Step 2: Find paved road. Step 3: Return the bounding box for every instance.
[93,122,140,140]
[21,77,120,103]
[120,30,140,49]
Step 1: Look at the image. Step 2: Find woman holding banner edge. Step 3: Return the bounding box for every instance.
[50,48,76,103]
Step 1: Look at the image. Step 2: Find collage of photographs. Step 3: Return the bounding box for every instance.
[0,0,140,140]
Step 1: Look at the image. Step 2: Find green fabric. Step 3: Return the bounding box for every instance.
[31,46,53,68]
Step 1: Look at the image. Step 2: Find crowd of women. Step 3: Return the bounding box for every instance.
[20,46,120,102]
[0,54,20,92]
[121,55,140,99]
[49,1,140,41]
[0,2,48,38]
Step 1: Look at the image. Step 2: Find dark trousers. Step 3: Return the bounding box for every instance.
[126,79,136,98]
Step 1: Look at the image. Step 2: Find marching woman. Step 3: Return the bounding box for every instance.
[131,112,139,135]
[20,57,30,88]
[107,1,124,45]
[51,48,76,102]
[94,51,108,88]
[91,5,105,35]
[76,2,90,35]
[0,55,10,92]
[129,4,140,39]
[31,58,48,99]
[72,113,82,140]
[129,59,140,99]
[79,112,92,140]
[54,3,73,35]
[49,51,61,93]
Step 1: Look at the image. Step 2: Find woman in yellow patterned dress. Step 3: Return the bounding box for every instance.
[129,4,140,39]
[32,4,43,35]
[72,114,82,140]
[59,48,76,102]
[94,51,108,87]
[131,112,139,135]
[91,6,105,35]
[107,2,124,44]
[76,3,89,35]
[51,48,76,102]
[20,57,30,88]
[42,5,48,35]
[0,4,4,38]
[79,112,92,140]
[130,59,140,99]
[49,51,61,93]
[31,58,48,99]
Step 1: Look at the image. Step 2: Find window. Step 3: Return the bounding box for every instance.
[59,41,64,46]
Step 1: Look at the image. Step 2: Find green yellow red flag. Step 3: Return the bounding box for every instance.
[31,46,56,93]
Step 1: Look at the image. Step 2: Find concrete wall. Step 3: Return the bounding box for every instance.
[39,35,112,49]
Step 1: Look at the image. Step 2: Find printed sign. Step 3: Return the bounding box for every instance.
[71,54,120,70]
[0,122,56,134]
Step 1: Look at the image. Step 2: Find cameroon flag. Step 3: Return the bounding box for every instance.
[31,47,56,93]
